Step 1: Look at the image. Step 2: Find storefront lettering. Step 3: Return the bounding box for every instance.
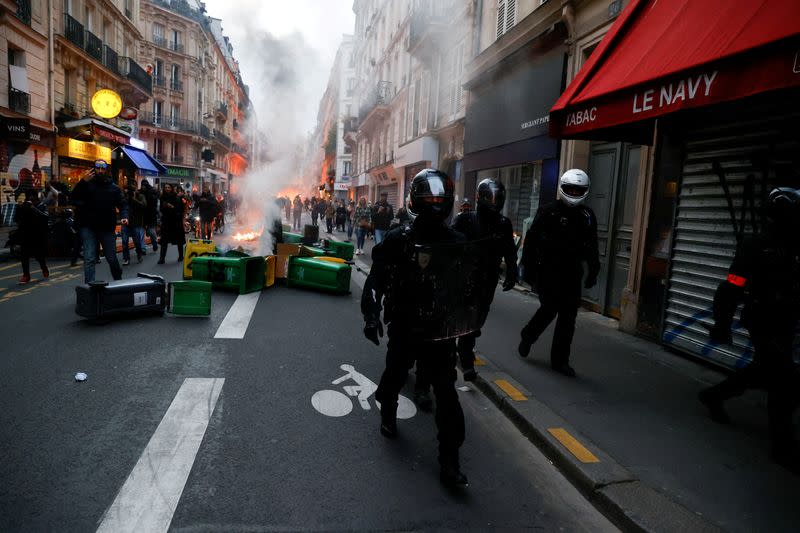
[565,107,597,127]
[633,71,718,114]
[521,115,549,130]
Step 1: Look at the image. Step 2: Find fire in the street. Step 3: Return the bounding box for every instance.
[232,230,262,242]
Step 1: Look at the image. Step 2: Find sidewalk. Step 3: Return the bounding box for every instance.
[321,220,798,531]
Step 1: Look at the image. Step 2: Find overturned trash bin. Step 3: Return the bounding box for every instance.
[75,273,167,321]
[302,224,319,245]
[183,239,217,279]
[192,255,265,294]
[282,232,303,244]
[323,239,354,260]
[167,281,212,316]
[287,256,351,294]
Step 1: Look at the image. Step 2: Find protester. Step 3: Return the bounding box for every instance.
[141,179,159,252]
[346,200,355,241]
[372,192,393,244]
[121,182,146,265]
[14,192,49,284]
[396,205,411,227]
[335,200,347,232]
[292,195,303,231]
[284,196,292,221]
[197,185,218,240]
[157,183,185,264]
[70,159,127,283]
[354,197,371,255]
[325,199,335,234]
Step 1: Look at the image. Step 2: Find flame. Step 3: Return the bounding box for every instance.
[232,230,262,242]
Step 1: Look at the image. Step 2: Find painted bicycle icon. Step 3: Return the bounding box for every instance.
[311,364,417,419]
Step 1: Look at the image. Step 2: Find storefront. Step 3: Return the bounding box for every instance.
[395,136,438,203]
[463,42,565,235]
[370,162,400,209]
[56,137,112,188]
[1,118,55,195]
[548,0,800,368]
[112,145,167,189]
[161,165,197,191]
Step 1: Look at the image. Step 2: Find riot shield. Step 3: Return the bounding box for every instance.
[398,238,494,341]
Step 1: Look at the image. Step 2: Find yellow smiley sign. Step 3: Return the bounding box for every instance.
[91,89,123,119]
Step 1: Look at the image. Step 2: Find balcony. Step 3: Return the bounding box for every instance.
[118,57,152,94]
[170,78,183,93]
[357,81,392,129]
[199,123,211,140]
[169,41,184,54]
[169,155,184,164]
[232,143,249,157]
[85,31,103,62]
[139,112,197,135]
[408,2,449,62]
[104,45,119,75]
[9,89,30,114]
[212,129,231,149]
[214,101,228,121]
[15,0,32,26]
[153,75,166,88]
[153,35,168,48]
[63,13,84,49]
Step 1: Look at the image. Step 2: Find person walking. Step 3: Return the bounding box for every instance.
[372,192,394,245]
[699,187,800,474]
[70,160,127,283]
[346,200,355,242]
[325,199,335,234]
[141,179,159,253]
[197,185,218,240]
[362,168,468,487]
[335,200,347,232]
[14,191,49,283]
[284,196,292,222]
[292,195,303,231]
[157,184,185,264]
[518,169,600,377]
[310,197,319,227]
[354,197,371,255]
[121,182,146,265]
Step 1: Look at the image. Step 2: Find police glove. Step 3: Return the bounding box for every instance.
[708,323,732,345]
[364,320,384,346]
[584,277,597,289]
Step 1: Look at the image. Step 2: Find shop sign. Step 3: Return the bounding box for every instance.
[0,118,55,147]
[119,106,138,120]
[166,166,192,178]
[57,137,111,163]
[92,124,129,145]
[91,89,123,119]
[334,182,350,191]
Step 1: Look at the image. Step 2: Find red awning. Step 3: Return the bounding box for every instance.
[549,0,800,141]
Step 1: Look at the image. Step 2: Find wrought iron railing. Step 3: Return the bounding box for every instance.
[153,35,168,48]
[104,45,119,75]
[119,57,152,93]
[9,88,30,114]
[169,41,184,54]
[212,129,231,149]
[15,0,31,26]
[358,81,392,123]
[170,79,183,92]
[199,123,211,140]
[85,31,103,62]
[63,13,84,48]
[153,75,166,88]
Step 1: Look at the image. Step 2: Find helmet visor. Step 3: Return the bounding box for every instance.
[561,184,588,198]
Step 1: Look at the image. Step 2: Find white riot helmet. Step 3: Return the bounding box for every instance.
[558,169,590,207]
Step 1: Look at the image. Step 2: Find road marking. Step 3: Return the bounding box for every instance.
[547,428,600,463]
[474,356,487,366]
[494,379,528,401]
[0,263,78,281]
[214,291,261,339]
[312,363,417,419]
[96,378,224,533]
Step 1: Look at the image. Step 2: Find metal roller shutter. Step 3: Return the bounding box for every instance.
[662,113,800,369]
[378,184,399,213]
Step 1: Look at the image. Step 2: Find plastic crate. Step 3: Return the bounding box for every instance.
[282,232,303,244]
[287,256,351,294]
[323,239,354,260]
[168,281,212,316]
[183,239,217,279]
[192,256,265,294]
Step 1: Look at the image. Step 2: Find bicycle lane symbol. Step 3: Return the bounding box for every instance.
[311,364,417,419]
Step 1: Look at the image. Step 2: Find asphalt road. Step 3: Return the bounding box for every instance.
[0,250,616,532]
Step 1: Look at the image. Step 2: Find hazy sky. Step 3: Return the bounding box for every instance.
[203,0,355,135]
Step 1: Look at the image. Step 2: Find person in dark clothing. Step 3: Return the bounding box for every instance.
[121,183,147,265]
[310,197,319,227]
[371,193,394,244]
[141,179,159,252]
[452,178,518,381]
[699,187,800,474]
[324,200,335,234]
[197,185,218,240]
[335,201,347,232]
[157,184,186,263]
[362,168,469,487]
[70,159,128,283]
[293,195,303,230]
[396,206,411,227]
[518,169,600,377]
[14,192,49,283]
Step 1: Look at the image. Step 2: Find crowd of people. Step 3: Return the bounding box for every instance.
[9,159,232,284]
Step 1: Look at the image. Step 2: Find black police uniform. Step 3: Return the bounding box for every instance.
[452,209,517,373]
[519,201,600,371]
[361,218,468,482]
[701,230,800,463]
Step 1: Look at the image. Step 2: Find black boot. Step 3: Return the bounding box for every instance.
[518,336,533,358]
[439,454,468,487]
[379,402,398,438]
[551,362,576,377]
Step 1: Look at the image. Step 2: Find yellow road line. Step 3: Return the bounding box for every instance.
[0,263,79,281]
[494,379,527,401]
[547,428,600,463]
[474,356,487,366]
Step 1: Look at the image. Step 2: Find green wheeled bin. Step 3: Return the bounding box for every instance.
[287,256,351,294]
[168,281,212,316]
[192,256,265,294]
[323,239,354,260]
[282,232,303,244]
[302,245,326,257]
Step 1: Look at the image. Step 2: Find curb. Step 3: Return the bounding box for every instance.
[471,358,721,533]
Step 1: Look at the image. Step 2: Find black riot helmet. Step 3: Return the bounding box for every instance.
[407,168,454,222]
[476,178,506,213]
[765,187,800,227]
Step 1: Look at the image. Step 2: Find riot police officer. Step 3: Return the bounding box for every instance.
[452,178,518,381]
[362,168,469,487]
[699,187,800,473]
[518,169,600,377]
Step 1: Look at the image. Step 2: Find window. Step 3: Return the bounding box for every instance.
[84,6,94,32]
[8,48,29,112]
[154,138,164,158]
[171,64,180,81]
[496,0,516,39]
[153,100,163,124]
[172,30,181,49]
[170,104,180,127]
[450,42,466,114]
[153,23,165,46]
[171,141,180,162]
[343,161,352,176]
[102,19,112,44]
[347,78,355,96]
[64,69,77,106]
[124,0,132,19]
[63,0,72,15]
